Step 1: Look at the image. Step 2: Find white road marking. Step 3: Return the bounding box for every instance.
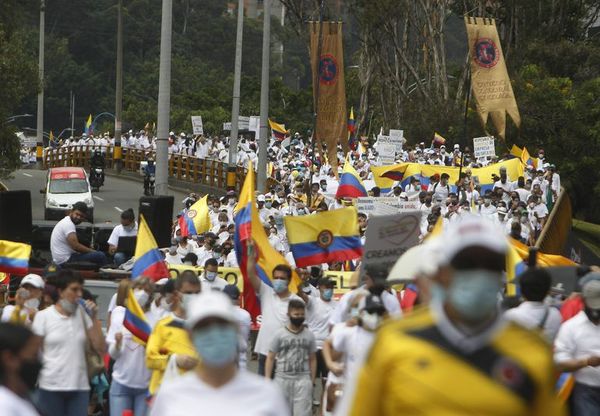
[93,196,104,201]
[22,172,32,177]
[114,206,123,213]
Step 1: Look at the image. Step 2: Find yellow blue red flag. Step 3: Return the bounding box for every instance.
[84,114,93,135]
[336,158,368,199]
[0,240,31,275]
[178,195,211,237]
[433,132,446,146]
[506,241,526,296]
[284,208,362,267]
[269,119,287,141]
[131,215,169,282]
[234,161,301,320]
[124,288,151,345]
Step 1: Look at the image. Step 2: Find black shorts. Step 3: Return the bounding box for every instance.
[316,349,329,379]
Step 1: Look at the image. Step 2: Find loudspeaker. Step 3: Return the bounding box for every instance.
[139,196,174,248]
[0,190,32,243]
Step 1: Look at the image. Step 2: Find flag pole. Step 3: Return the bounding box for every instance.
[458,64,471,181]
[308,0,326,208]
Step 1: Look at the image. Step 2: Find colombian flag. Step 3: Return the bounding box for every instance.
[131,215,170,282]
[84,114,93,135]
[123,288,151,345]
[234,162,301,321]
[284,208,363,267]
[506,241,527,296]
[336,158,367,199]
[178,195,211,237]
[510,144,523,158]
[432,132,446,146]
[269,119,287,141]
[0,241,31,275]
[521,147,537,170]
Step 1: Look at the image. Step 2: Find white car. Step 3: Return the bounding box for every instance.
[42,167,94,222]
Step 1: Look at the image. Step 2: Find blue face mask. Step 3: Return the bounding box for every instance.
[205,271,218,282]
[192,325,238,368]
[322,288,333,301]
[272,279,289,294]
[447,270,502,322]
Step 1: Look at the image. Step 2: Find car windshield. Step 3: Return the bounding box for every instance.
[49,178,88,194]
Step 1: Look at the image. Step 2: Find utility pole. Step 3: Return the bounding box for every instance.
[70,91,75,138]
[36,0,45,169]
[155,0,172,196]
[257,0,271,192]
[227,0,244,190]
[114,0,124,172]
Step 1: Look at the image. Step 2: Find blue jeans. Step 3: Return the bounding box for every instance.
[570,382,600,416]
[68,251,108,266]
[110,380,148,416]
[35,389,89,416]
[113,252,131,266]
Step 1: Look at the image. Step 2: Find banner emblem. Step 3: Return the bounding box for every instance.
[317,230,334,249]
[474,38,499,68]
[186,209,197,219]
[319,54,338,85]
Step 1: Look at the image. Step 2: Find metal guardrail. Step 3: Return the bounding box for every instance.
[43,145,253,193]
[535,186,572,255]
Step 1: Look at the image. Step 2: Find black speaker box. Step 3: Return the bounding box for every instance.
[139,196,174,248]
[0,190,32,243]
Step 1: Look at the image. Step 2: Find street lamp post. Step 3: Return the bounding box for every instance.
[257,0,271,193]
[114,0,124,173]
[36,0,45,168]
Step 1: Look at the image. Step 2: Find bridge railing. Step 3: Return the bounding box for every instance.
[43,145,258,193]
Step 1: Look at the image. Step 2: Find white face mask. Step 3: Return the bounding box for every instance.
[24,298,40,310]
[134,289,149,305]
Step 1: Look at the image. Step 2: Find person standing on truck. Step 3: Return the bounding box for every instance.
[107,209,138,266]
[49,202,108,267]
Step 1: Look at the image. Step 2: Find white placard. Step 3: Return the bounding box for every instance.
[17,132,36,148]
[191,116,204,135]
[376,143,396,166]
[473,136,496,159]
[357,197,401,216]
[388,129,404,152]
[249,116,260,139]
[361,212,422,278]
[397,200,421,211]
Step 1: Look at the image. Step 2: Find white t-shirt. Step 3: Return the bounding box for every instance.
[0,386,39,416]
[503,301,562,342]
[31,305,92,391]
[200,276,228,292]
[234,306,252,369]
[106,306,151,389]
[306,296,337,349]
[331,325,375,380]
[107,223,138,247]
[150,370,290,416]
[254,282,301,356]
[50,216,77,264]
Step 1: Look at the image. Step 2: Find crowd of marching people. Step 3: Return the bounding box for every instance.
[5,125,595,416]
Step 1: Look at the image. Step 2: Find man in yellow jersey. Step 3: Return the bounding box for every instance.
[342,215,564,416]
[146,271,200,395]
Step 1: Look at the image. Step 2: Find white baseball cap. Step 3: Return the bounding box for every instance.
[20,274,45,289]
[387,238,443,282]
[185,291,238,329]
[155,277,169,286]
[257,195,266,202]
[439,215,507,265]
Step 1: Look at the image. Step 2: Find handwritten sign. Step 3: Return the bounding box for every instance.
[473,136,496,159]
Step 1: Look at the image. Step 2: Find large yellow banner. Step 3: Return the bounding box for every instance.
[309,21,347,172]
[465,17,520,139]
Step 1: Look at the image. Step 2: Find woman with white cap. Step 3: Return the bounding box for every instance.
[150,291,289,415]
[1,274,45,325]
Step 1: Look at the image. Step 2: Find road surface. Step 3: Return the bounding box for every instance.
[3,169,190,224]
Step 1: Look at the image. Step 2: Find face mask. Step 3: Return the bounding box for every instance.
[19,359,43,391]
[265,202,272,209]
[322,288,333,301]
[123,224,134,232]
[350,306,360,319]
[59,298,77,315]
[290,316,305,327]
[585,307,600,323]
[219,221,228,226]
[205,271,218,282]
[192,325,238,368]
[228,199,236,206]
[175,236,183,243]
[214,253,221,259]
[160,297,174,311]
[274,217,284,226]
[360,312,381,331]
[528,202,535,208]
[320,185,327,192]
[24,298,40,310]
[182,293,196,312]
[134,289,149,305]
[272,279,289,294]
[447,270,501,323]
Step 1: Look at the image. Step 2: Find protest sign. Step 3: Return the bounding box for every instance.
[357,197,397,216]
[191,116,204,135]
[473,136,496,159]
[361,211,422,278]
[397,200,421,211]
[376,144,396,165]
[389,129,404,152]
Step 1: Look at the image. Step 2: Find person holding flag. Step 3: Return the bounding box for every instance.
[336,158,368,199]
[106,280,151,416]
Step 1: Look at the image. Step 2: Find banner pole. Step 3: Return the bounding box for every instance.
[459,65,471,180]
[308,0,326,208]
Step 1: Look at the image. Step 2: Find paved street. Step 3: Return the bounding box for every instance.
[3,168,190,224]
